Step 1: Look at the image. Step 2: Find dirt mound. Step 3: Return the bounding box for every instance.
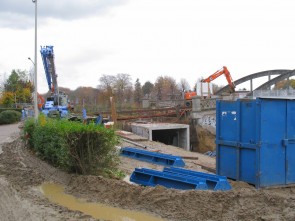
[195,125,216,153]
[1,136,295,221]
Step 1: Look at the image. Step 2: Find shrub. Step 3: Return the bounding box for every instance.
[0,110,21,125]
[23,117,121,176]
[22,118,35,148]
[0,108,22,114]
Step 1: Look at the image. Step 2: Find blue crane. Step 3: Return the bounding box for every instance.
[40,45,69,118]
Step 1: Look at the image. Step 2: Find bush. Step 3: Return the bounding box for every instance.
[22,118,35,148]
[23,117,121,176]
[0,108,22,114]
[0,110,21,125]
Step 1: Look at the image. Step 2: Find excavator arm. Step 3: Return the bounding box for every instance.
[201,66,236,93]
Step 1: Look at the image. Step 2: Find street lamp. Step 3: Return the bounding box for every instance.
[28,57,35,85]
[28,57,34,65]
[32,0,38,120]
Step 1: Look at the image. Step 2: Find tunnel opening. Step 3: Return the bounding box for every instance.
[152,129,180,147]
[131,123,190,150]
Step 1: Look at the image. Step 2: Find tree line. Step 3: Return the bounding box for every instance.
[0,70,193,111]
[64,73,193,112]
[5,69,293,112]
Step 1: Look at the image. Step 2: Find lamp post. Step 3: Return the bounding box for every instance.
[32,0,38,120]
[28,57,34,83]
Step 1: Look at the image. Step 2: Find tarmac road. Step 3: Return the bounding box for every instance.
[0,123,20,153]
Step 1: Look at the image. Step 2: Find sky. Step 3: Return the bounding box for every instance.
[0,0,294,94]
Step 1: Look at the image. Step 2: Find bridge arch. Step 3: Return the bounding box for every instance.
[215,69,291,95]
[247,69,295,96]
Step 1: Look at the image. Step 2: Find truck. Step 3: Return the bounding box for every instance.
[40,45,70,118]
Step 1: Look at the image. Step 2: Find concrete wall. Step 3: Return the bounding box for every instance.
[131,124,150,139]
[179,128,189,150]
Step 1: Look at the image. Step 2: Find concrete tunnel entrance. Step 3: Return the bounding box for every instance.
[131,123,190,151]
[152,129,181,147]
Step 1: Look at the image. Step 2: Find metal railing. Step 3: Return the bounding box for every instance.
[192,97,217,112]
[200,98,217,110]
[253,89,295,98]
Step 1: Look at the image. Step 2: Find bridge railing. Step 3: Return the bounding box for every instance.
[253,89,295,98]
[146,99,185,108]
[192,97,217,112]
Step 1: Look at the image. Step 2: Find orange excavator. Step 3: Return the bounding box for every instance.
[201,66,235,93]
[37,93,45,110]
[183,66,235,107]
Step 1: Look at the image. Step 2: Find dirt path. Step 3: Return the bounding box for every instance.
[0,123,95,221]
[1,124,295,221]
[0,123,20,153]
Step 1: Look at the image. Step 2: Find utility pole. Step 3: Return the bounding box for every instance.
[110,96,117,123]
[32,0,38,121]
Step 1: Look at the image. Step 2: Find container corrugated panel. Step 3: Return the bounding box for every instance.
[216,98,295,188]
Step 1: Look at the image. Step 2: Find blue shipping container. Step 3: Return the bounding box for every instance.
[216,98,295,188]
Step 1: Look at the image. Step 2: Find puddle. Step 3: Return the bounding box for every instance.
[41,183,165,221]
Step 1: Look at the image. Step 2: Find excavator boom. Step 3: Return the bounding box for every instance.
[183,66,235,107]
[201,66,235,92]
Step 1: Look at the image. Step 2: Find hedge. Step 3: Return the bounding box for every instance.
[0,110,21,125]
[0,108,22,113]
[23,116,121,177]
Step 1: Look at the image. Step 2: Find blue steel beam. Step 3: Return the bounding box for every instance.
[163,167,232,191]
[130,168,208,190]
[120,147,185,167]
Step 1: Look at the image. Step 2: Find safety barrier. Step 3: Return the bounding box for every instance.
[130,168,208,190]
[130,167,231,191]
[120,147,185,167]
[163,167,232,191]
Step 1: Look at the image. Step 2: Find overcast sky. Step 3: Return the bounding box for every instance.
[0,0,294,93]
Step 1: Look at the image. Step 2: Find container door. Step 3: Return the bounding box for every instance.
[260,99,286,187]
[216,101,239,180]
[286,100,295,183]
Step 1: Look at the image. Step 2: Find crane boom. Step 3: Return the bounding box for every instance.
[40,46,59,103]
[40,45,69,118]
[201,66,235,92]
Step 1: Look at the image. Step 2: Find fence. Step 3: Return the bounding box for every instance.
[253,89,295,98]
[192,97,217,112]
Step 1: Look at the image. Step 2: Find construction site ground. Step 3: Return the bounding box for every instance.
[1,123,295,221]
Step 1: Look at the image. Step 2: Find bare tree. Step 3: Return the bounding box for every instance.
[165,76,178,98]
[98,74,116,94]
[114,73,132,109]
[97,75,116,109]
[153,76,164,100]
[153,76,178,100]
[178,78,191,92]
